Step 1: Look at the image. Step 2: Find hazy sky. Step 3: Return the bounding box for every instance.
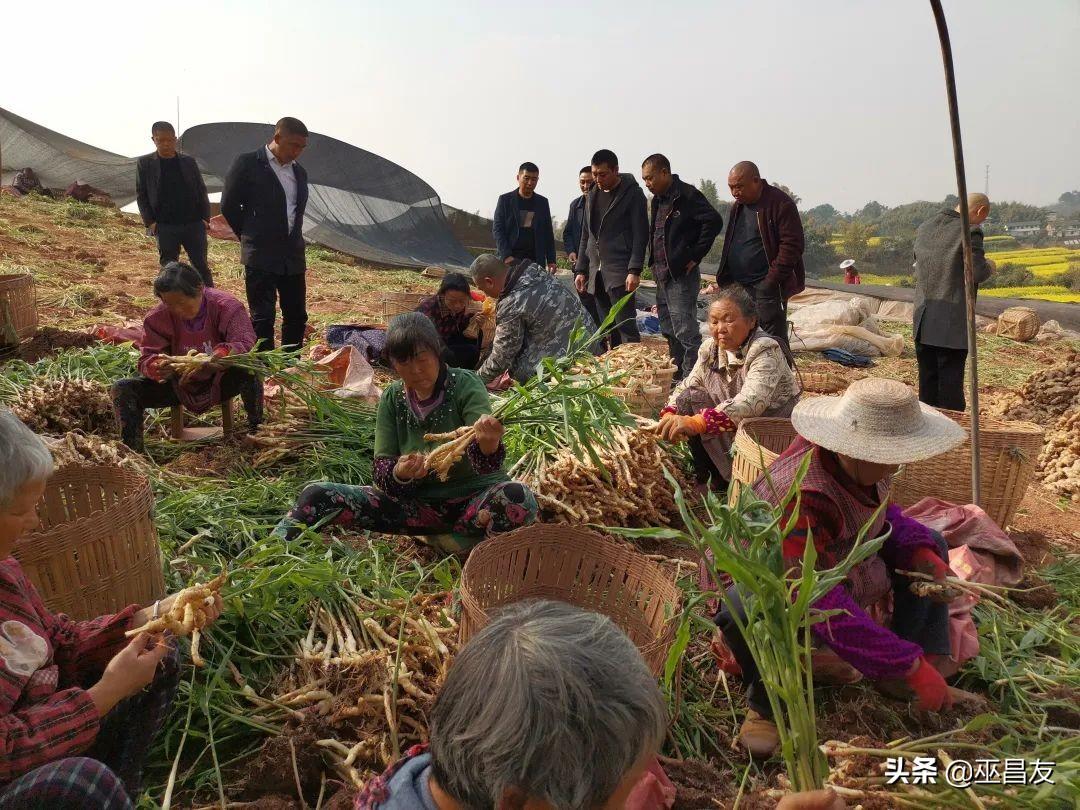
[5,0,1078,218]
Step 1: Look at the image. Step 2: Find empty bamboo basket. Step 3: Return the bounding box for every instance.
[728,418,799,507]
[380,292,431,324]
[996,307,1040,342]
[891,412,1044,528]
[0,273,38,346]
[14,466,165,620]
[459,525,681,676]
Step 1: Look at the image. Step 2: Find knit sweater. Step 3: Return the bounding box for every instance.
[373,368,508,500]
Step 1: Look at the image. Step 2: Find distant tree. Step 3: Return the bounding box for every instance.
[855,200,889,221]
[982,263,1036,289]
[698,178,721,209]
[802,224,837,276]
[804,203,841,227]
[990,201,1048,225]
[837,220,876,262]
[774,183,801,206]
[1058,191,1080,207]
[942,193,959,209]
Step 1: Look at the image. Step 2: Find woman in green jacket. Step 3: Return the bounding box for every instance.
[274,313,537,550]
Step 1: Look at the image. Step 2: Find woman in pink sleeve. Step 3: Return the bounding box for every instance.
[0,409,223,806]
[111,262,263,452]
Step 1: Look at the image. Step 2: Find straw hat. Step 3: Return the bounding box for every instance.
[839,259,856,269]
[791,378,965,465]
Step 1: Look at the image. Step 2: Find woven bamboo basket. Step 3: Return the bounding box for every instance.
[13,466,165,620]
[380,292,430,324]
[459,526,681,675]
[0,274,39,346]
[996,307,1040,342]
[640,334,669,356]
[612,383,666,417]
[727,418,799,507]
[798,370,847,394]
[891,411,1044,528]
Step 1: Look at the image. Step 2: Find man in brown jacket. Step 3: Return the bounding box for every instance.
[716,161,805,351]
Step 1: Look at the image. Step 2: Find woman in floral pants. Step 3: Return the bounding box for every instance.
[275,313,536,552]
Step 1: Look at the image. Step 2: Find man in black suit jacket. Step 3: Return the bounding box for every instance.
[492,162,557,271]
[136,121,213,286]
[221,117,310,350]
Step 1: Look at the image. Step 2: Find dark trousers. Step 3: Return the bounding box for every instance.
[594,282,640,347]
[741,280,788,353]
[657,267,703,377]
[916,342,967,411]
[578,290,602,331]
[444,334,482,370]
[157,221,213,287]
[715,587,773,717]
[111,369,263,451]
[244,269,308,350]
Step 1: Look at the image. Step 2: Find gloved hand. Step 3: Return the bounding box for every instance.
[909,546,951,581]
[904,656,952,712]
[207,344,231,372]
[657,413,706,443]
[146,355,169,383]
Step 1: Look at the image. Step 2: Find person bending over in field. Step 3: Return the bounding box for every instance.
[111,262,263,453]
[0,409,223,808]
[657,284,800,490]
[714,378,966,758]
[274,313,537,554]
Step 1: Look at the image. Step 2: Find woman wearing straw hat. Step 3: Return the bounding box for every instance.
[717,378,966,758]
[657,285,800,489]
[840,259,861,285]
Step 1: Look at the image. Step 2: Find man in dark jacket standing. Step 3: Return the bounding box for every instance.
[574,149,649,346]
[136,122,213,286]
[642,154,723,377]
[912,193,995,411]
[563,166,598,325]
[493,163,557,272]
[716,161,805,352]
[221,117,310,350]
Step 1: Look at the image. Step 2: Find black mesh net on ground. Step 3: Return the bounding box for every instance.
[0,106,141,204]
[1,109,473,269]
[181,122,474,269]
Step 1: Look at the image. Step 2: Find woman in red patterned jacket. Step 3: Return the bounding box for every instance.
[0,409,222,808]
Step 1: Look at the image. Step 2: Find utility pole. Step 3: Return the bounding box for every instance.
[930,0,981,507]
[176,97,181,150]
[985,164,990,197]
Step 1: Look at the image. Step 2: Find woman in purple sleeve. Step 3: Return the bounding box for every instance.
[111,262,263,452]
[718,378,967,758]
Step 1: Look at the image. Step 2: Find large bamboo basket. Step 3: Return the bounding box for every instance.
[798,370,848,394]
[0,273,38,345]
[996,307,1040,342]
[459,526,681,676]
[728,418,799,507]
[891,411,1044,528]
[380,292,430,324]
[14,466,165,620]
[611,383,666,417]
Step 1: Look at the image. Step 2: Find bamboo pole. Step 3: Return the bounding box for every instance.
[929,0,981,506]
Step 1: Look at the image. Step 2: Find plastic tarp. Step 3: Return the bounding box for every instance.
[789,297,905,357]
[0,106,140,204]
[181,122,474,269]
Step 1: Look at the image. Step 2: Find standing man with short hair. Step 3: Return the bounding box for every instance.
[575,149,649,346]
[136,121,213,286]
[912,193,995,411]
[221,117,310,351]
[493,162,557,272]
[564,166,599,325]
[642,154,723,377]
[716,161,805,352]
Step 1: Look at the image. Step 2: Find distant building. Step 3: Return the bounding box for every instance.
[1002,221,1043,237]
[1047,221,1080,239]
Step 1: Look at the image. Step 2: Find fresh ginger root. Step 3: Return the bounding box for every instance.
[127,572,228,667]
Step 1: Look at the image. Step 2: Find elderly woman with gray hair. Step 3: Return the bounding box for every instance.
[356,599,669,810]
[0,409,222,808]
[658,284,800,488]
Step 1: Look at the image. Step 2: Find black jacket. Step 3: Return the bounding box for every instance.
[646,175,723,281]
[574,173,649,293]
[221,147,309,275]
[492,190,556,266]
[135,152,210,227]
[563,194,587,256]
